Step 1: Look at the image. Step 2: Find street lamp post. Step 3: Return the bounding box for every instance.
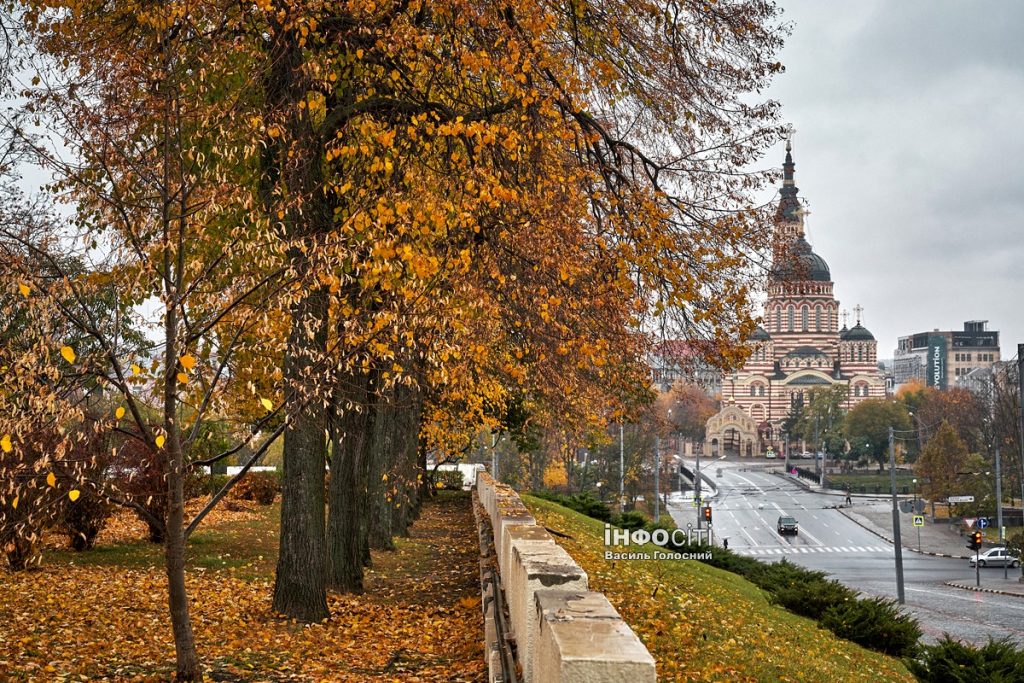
[913,478,921,552]
[889,426,906,604]
[783,430,789,472]
[654,436,660,523]
[619,422,625,514]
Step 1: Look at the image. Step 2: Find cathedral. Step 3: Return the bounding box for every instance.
[703,140,885,457]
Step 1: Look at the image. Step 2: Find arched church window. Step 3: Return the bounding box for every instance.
[759,385,765,396]
[858,346,863,362]
[750,385,756,396]
[787,306,794,332]
[775,307,781,332]
[801,306,808,331]
[815,306,822,332]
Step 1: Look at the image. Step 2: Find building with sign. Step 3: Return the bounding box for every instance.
[702,141,885,457]
[893,321,1001,390]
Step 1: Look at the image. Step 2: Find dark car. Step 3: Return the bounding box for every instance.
[777,515,799,535]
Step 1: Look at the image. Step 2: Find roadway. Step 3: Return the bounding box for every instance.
[668,458,1024,646]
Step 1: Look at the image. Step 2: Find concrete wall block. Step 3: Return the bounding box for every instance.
[533,591,656,683]
[501,524,556,580]
[509,545,588,682]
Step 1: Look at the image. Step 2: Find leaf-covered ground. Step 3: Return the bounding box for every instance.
[525,496,916,683]
[0,492,485,681]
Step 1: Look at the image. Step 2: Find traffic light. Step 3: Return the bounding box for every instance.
[967,530,983,551]
[703,506,712,524]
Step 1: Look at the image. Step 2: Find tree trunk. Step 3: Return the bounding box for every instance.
[327,367,377,592]
[273,289,330,621]
[369,388,397,551]
[265,19,334,620]
[163,294,201,679]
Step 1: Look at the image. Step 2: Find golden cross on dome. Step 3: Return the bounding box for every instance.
[853,304,863,325]
[841,309,849,328]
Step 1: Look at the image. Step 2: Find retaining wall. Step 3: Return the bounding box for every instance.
[477,472,656,683]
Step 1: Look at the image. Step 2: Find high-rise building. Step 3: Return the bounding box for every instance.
[703,140,885,457]
[893,321,1001,390]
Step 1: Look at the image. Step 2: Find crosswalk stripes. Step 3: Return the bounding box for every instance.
[734,545,890,556]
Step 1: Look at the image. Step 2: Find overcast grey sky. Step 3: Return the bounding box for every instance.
[766,0,1023,359]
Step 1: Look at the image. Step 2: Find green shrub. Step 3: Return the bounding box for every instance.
[907,635,1024,682]
[60,490,113,551]
[230,472,280,505]
[769,574,858,620]
[821,596,921,658]
[612,510,648,531]
[533,490,612,522]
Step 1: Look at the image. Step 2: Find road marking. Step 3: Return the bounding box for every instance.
[740,526,759,546]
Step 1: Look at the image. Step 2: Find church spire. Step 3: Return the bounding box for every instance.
[776,127,801,222]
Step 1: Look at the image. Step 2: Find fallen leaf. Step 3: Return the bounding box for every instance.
[61,345,76,363]
[0,434,11,452]
[69,490,80,502]
[47,472,56,487]
[19,283,30,296]
[260,397,273,411]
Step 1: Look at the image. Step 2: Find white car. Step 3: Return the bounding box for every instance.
[969,547,1021,568]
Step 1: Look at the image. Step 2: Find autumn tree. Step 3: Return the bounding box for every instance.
[916,421,970,513]
[844,399,912,471]
[0,0,301,677]
[667,382,719,443]
[915,387,987,453]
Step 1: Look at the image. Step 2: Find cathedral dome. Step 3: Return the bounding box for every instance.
[792,236,831,282]
[772,236,831,283]
[841,323,875,341]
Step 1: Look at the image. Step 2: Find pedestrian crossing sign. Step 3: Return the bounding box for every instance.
[913,515,924,527]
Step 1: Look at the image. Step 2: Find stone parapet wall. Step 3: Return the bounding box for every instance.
[476,472,656,683]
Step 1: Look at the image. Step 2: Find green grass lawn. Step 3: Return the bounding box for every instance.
[827,473,919,493]
[524,495,915,682]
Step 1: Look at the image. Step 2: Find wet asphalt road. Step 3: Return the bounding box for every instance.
[668,459,1024,646]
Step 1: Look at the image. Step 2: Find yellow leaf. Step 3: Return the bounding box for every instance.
[131,363,142,375]
[61,345,76,363]
[68,490,80,502]
[260,397,273,411]
[179,354,196,370]
[156,435,166,448]
[0,434,11,452]
[115,406,126,420]
[18,283,30,297]
[176,372,189,384]
[11,496,18,509]
[46,472,55,487]
[382,473,388,482]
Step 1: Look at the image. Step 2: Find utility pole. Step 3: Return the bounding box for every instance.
[1018,344,1024,581]
[889,426,906,604]
[654,436,660,523]
[997,442,1006,579]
